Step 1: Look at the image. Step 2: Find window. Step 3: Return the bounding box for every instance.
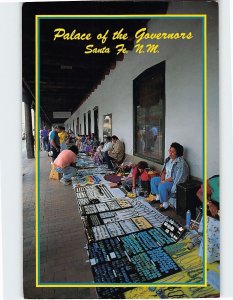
[133,61,165,164]
[84,113,86,135]
[88,110,91,135]
[93,106,99,139]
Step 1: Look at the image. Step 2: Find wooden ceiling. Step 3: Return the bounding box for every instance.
[22,1,168,124]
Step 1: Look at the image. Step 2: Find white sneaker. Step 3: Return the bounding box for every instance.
[155,195,160,201]
[163,201,169,209]
[60,178,70,185]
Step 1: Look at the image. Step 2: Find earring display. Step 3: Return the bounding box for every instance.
[87,241,111,265]
[119,220,139,234]
[105,237,126,259]
[76,187,100,204]
[147,227,175,246]
[77,198,90,206]
[83,204,99,215]
[88,237,126,264]
[106,200,121,211]
[99,211,117,219]
[92,257,142,283]
[95,202,110,212]
[120,234,144,255]
[116,198,132,209]
[128,199,167,227]
[91,262,118,283]
[161,217,186,242]
[130,247,180,282]
[105,222,125,237]
[92,225,111,241]
[111,257,142,283]
[86,214,103,227]
[120,230,161,256]
[131,216,153,230]
[85,184,114,202]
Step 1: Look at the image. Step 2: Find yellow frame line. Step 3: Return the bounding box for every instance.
[35,14,208,288]
[203,14,208,285]
[35,15,39,287]
[36,14,207,18]
[36,283,207,288]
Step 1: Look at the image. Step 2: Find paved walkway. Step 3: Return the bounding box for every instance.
[23,145,96,299]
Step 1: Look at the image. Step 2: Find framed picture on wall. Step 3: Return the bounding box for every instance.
[103,114,112,138]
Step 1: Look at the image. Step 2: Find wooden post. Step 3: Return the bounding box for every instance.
[24,101,35,159]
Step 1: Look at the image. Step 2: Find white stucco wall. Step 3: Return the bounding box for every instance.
[65,1,219,179]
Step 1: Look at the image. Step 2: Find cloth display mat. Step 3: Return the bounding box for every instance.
[76,158,96,168]
[104,174,123,183]
[72,175,102,187]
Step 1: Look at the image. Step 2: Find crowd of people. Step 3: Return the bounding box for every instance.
[41,126,191,211]
[40,125,126,181]
[43,128,191,213]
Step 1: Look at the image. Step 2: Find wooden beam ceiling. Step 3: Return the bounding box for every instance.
[22,1,168,125]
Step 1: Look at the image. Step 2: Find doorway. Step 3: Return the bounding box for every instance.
[93,106,99,139]
[88,110,91,135]
[76,117,79,135]
[84,113,86,135]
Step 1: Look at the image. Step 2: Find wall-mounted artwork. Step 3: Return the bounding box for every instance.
[103,114,112,138]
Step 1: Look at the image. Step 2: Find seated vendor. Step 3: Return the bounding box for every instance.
[102,136,113,161]
[104,135,125,169]
[150,142,189,211]
[54,145,79,185]
[197,175,220,218]
[122,161,150,194]
[196,175,220,263]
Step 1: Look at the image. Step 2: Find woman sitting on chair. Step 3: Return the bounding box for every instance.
[150,142,189,211]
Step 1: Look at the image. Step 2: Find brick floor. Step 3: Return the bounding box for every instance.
[23,148,97,299]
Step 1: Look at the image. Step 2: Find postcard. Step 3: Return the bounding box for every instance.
[22,1,219,298]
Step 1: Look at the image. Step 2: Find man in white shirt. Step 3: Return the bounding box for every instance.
[102,136,113,153]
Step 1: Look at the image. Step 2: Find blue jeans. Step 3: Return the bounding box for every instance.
[150,176,173,204]
[60,142,67,151]
[42,137,49,151]
[55,166,77,181]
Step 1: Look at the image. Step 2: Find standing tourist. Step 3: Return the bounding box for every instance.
[49,126,61,162]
